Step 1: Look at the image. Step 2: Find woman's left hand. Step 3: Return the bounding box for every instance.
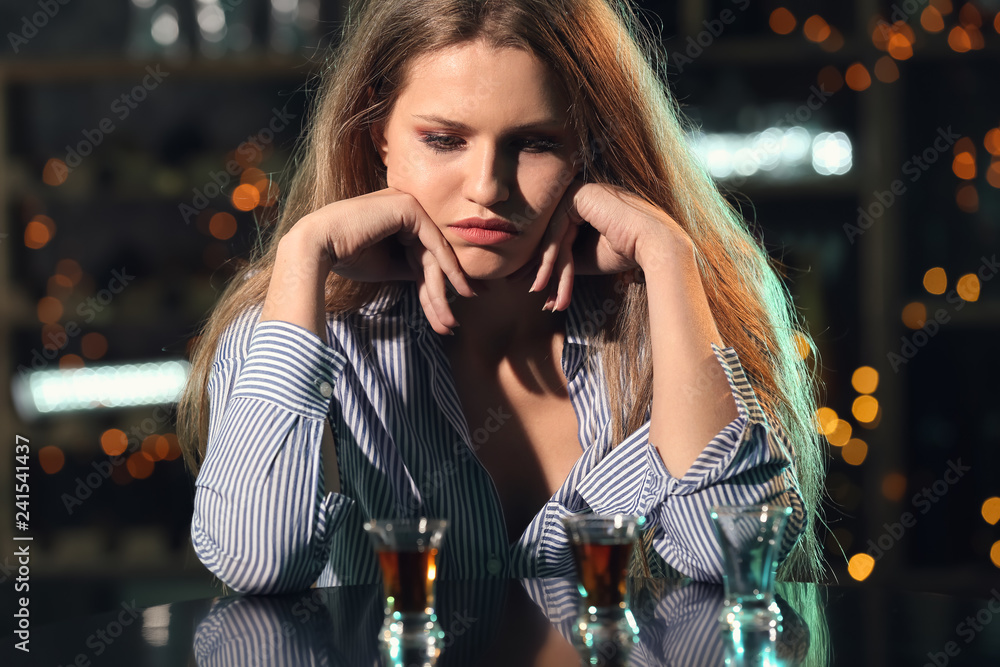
[529,180,686,311]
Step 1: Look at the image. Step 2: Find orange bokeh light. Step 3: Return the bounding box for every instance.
[81,332,109,360]
[769,8,796,35]
[232,183,260,211]
[887,32,913,60]
[804,15,831,42]
[210,212,238,240]
[920,6,945,32]
[127,452,154,480]
[985,129,1000,156]
[37,296,64,324]
[142,435,161,462]
[948,26,972,52]
[817,65,844,93]
[59,354,85,370]
[986,162,1000,189]
[25,219,52,249]
[953,152,976,179]
[902,301,927,329]
[47,273,74,299]
[874,56,900,83]
[56,258,83,284]
[42,158,68,186]
[38,446,66,474]
[845,63,872,91]
[162,433,182,461]
[956,184,979,213]
[101,429,128,457]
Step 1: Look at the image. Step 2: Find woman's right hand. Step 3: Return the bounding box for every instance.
[263,188,475,338]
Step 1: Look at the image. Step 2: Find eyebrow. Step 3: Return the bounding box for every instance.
[411,114,566,133]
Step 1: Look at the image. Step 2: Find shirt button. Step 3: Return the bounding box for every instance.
[487,557,502,575]
[318,381,333,398]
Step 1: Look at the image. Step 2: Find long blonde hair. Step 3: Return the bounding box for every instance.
[177,0,825,582]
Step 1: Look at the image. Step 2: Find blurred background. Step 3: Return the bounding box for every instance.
[1,0,998,630]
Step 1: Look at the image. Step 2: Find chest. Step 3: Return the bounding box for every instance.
[447,351,584,544]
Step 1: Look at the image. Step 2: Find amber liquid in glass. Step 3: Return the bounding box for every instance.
[572,541,633,609]
[377,547,437,614]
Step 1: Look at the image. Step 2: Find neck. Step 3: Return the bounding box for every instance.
[444,272,566,361]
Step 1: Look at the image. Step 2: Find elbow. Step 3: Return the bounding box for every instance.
[191,510,320,595]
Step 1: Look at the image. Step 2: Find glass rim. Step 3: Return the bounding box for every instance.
[561,513,643,526]
[709,503,794,517]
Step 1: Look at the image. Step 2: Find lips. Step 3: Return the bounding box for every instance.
[448,218,520,245]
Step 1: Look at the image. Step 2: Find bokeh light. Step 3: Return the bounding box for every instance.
[232,183,260,211]
[948,26,972,52]
[25,217,53,249]
[952,152,976,179]
[81,332,108,360]
[37,296,64,324]
[845,63,872,91]
[816,407,838,434]
[957,274,980,302]
[920,6,945,32]
[56,258,83,285]
[42,158,68,186]
[793,332,811,359]
[101,429,128,456]
[209,212,238,240]
[803,15,831,42]
[852,395,879,423]
[769,8,796,35]
[38,446,65,474]
[848,553,875,581]
[852,366,879,394]
[882,472,907,502]
[991,542,1000,569]
[59,354,85,370]
[986,129,1000,156]
[127,452,154,480]
[874,56,900,83]
[817,65,844,93]
[827,419,853,448]
[986,161,1000,188]
[842,438,868,465]
[923,267,947,295]
[901,301,927,329]
[982,497,1000,525]
[887,32,913,60]
[956,184,979,212]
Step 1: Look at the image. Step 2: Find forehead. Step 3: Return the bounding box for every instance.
[394,40,569,122]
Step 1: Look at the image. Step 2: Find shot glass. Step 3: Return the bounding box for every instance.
[709,504,793,631]
[364,517,447,650]
[562,514,643,615]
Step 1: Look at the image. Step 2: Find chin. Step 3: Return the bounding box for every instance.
[454,248,526,281]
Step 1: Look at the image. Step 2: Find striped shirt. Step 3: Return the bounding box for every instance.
[191,280,804,594]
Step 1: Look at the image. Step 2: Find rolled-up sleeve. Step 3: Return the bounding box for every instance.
[576,343,805,582]
[191,310,356,594]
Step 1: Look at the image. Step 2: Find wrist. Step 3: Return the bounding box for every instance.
[635,226,696,276]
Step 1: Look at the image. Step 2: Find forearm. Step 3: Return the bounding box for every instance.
[261,224,332,343]
[641,239,738,478]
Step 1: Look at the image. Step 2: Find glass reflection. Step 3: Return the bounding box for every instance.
[193,577,826,667]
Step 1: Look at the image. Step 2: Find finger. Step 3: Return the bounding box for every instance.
[417,278,452,335]
[421,254,458,331]
[531,183,581,293]
[412,217,476,298]
[547,223,579,312]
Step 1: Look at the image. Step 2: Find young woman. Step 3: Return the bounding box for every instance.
[178,0,825,594]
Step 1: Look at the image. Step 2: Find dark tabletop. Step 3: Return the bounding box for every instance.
[7,577,1000,666]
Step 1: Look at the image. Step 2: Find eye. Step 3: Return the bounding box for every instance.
[513,136,564,153]
[420,133,464,153]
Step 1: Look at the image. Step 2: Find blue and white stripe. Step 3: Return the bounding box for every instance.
[191,280,805,594]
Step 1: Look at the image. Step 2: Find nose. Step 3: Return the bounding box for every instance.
[462,143,511,207]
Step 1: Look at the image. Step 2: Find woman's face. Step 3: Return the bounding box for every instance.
[376,39,578,280]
